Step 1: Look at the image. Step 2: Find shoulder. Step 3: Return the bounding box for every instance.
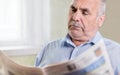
[103,38,120,73]
[39,38,66,52]
[45,38,64,48]
[103,38,120,50]
[36,38,64,62]
[103,38,120,59]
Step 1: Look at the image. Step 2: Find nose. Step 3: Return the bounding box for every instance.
[72,11,81,22]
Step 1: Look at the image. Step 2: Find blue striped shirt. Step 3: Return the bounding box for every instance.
[35,32,120,75]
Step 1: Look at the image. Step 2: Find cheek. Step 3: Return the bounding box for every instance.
[83,17,99,31]
[86,24,99,33]
[83,20,98,32]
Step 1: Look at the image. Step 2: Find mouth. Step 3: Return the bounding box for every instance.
[69,25,81,30]
[69,22,84,31]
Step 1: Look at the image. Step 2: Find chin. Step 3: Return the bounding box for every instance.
[70,32,84,37]
[70,33,90,40]
[70,34,83,39]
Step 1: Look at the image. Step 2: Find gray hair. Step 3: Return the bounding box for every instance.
[70,0,106,16]
[98,0,106,16]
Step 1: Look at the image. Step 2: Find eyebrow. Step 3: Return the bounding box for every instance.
[71,5,90,13]
[81,8,89,12]
[70,5,76,9]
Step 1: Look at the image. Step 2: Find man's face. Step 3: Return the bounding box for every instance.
[68,0,105,42]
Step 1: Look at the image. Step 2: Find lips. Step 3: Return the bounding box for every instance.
[70,25,81,30]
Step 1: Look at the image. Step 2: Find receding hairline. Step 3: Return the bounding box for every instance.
[70,0,106,15]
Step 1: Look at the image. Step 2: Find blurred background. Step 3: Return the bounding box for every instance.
[0,0,120,68]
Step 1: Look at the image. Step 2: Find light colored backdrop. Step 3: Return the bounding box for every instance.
[1,0,119,67]
[50,0,120,43]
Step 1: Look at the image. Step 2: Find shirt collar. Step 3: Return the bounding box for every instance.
[63,32,103,47]
[89,32,103,45]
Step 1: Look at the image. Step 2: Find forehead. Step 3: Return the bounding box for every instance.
[71,0,100,11]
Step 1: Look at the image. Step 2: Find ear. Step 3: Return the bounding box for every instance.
[98,14,106,27]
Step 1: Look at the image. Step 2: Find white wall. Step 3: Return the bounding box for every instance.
[50,0,120,43]
[50,0,70,40]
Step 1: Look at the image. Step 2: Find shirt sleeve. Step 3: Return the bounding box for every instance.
[34,49,45,67]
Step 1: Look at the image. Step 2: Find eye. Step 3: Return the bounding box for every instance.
[71,6,77,13]
[72,8,77,13]
[82,9,89,15]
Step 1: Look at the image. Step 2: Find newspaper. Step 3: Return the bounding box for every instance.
[0,39,114,75]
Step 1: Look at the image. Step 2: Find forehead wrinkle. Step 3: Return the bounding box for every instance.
[71,0,100,14]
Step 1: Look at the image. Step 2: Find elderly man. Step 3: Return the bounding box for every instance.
[35,0,120,75]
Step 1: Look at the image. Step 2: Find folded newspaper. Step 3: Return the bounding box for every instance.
[0,40,114,75]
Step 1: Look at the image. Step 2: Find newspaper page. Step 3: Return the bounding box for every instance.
[0,51,44,75]
[0,39,114,75]
[43,39,114,75]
